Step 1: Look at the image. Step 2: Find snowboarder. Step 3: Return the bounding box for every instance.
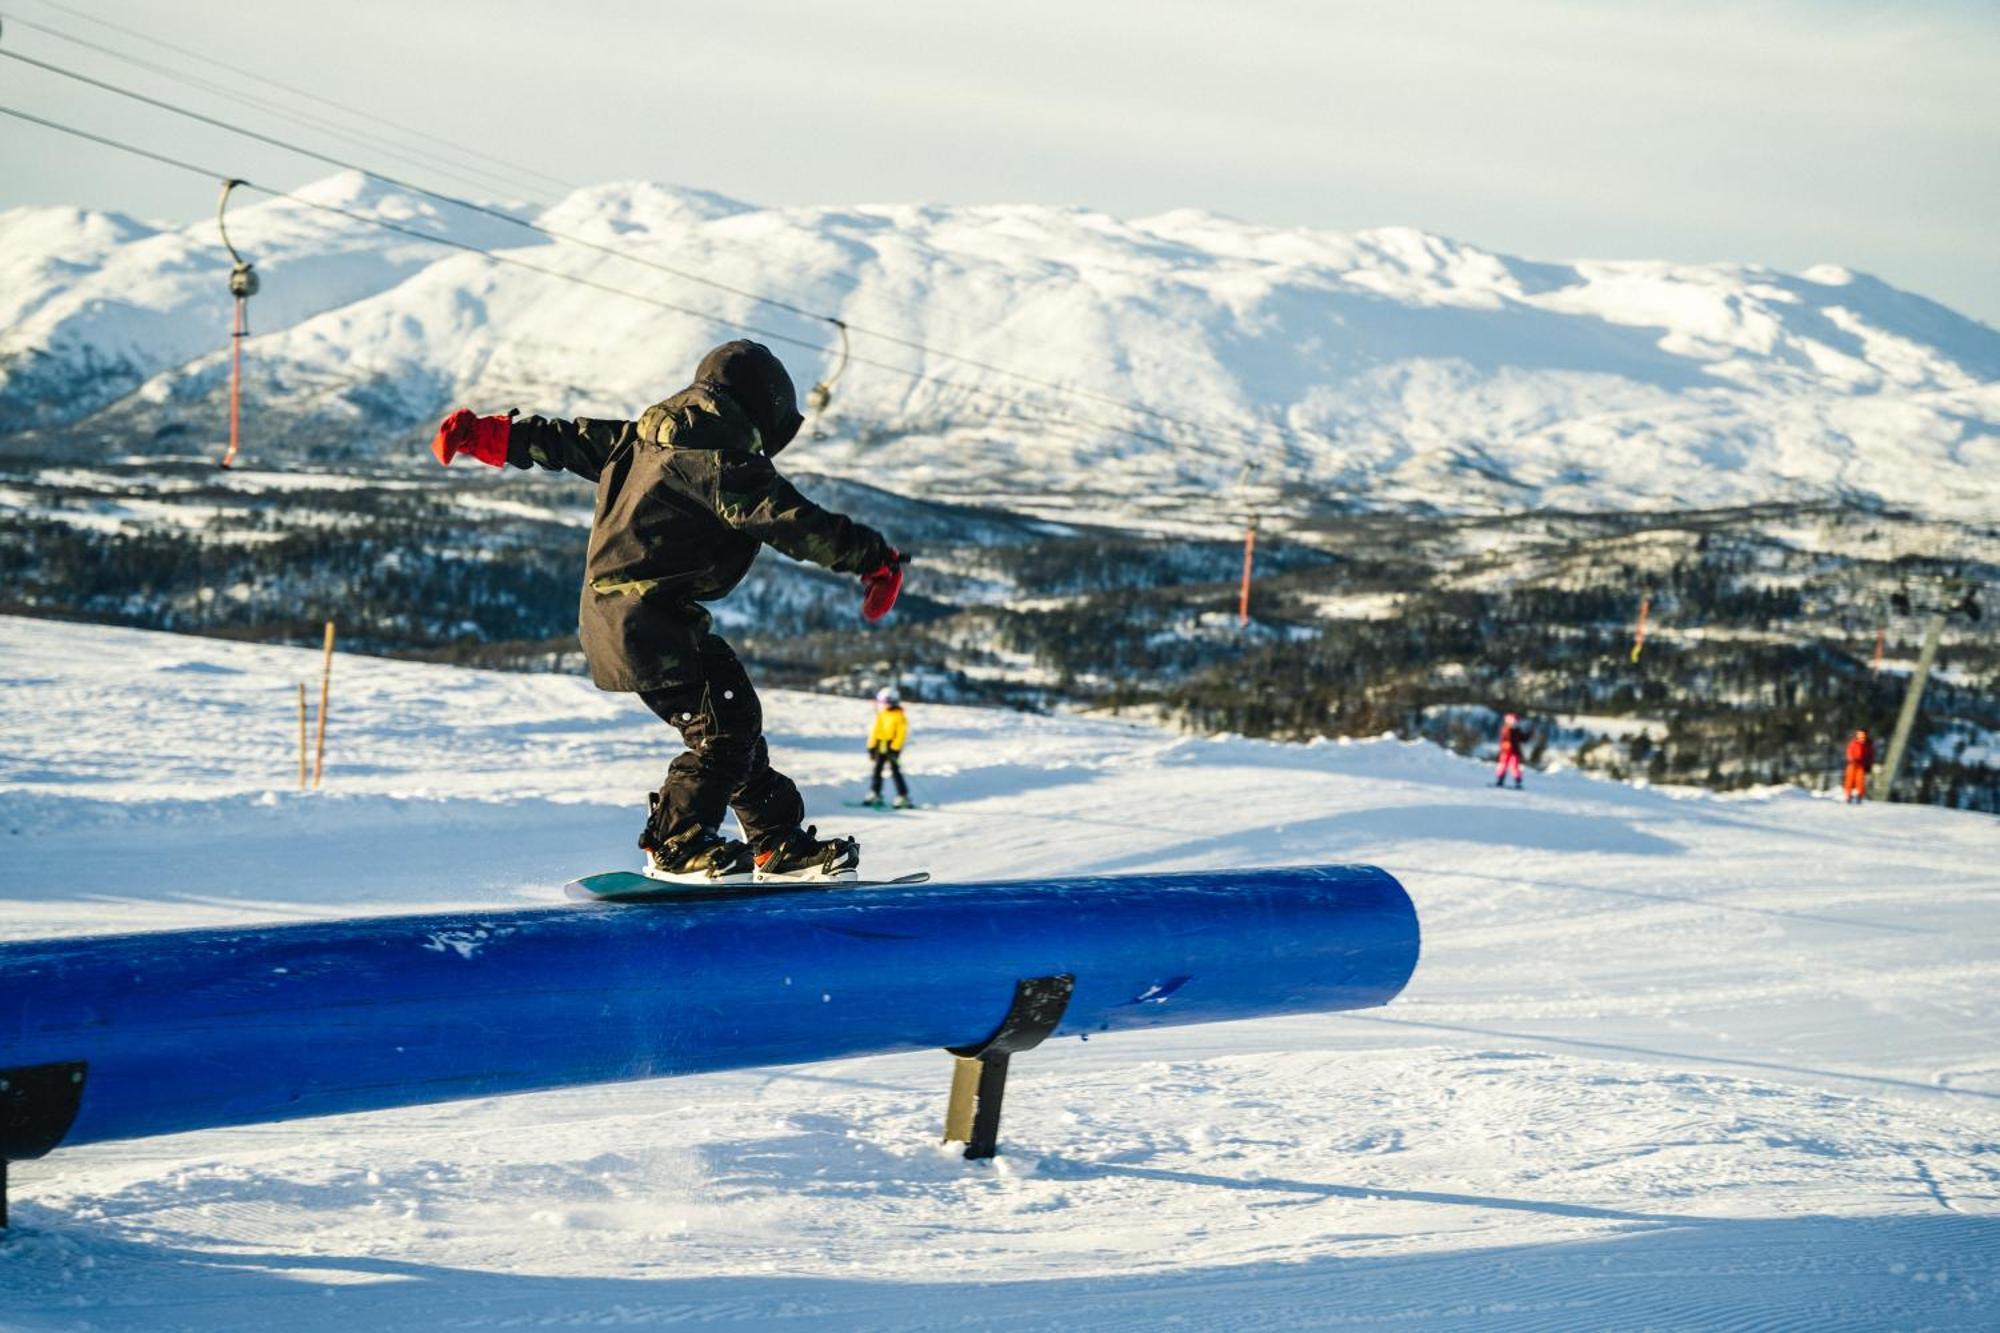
[862,686,912,808]
[429,340,907,885]
[1843,728,1875,803]
[1495,712,1529,789]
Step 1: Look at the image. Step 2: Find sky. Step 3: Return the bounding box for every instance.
[2,0,1997,326]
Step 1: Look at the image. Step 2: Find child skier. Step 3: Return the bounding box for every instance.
[1495,712,1529,789]
[430,339,907,885]
[863,686,912,808]
[1843,728,1875,803]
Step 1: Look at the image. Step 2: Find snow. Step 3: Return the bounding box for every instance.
[6,177,1998,527]
[0,174,533,431]
[1297,590,1406,620]
[1,615,1996,1328]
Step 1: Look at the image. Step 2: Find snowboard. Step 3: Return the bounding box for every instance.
[564,869,931,904]
[841,800,930,812]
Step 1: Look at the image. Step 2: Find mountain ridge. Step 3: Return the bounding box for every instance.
[4,171,1994,524]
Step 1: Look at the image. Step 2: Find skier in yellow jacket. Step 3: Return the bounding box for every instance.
[863,687,913,809]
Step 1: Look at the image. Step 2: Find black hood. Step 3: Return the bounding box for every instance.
[692,340,805,458]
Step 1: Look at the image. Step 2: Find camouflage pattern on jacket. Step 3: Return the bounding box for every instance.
[508,386,893,692]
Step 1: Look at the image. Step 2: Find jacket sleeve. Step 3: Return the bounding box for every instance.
[506,415,637,483]
[714,454,893,574]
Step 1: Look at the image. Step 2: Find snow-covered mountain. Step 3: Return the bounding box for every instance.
[0,174,529,431]
[4,171,1996,522]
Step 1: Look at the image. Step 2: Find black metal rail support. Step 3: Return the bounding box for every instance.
[0,1061,87,1229]
[942,974,1074,1160]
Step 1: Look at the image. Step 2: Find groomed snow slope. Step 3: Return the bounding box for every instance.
[1,616,1996,1330]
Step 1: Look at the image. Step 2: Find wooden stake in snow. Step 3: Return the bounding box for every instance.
[312,620,335,789]
[1629,594,1651,664]
[297,682,308,790]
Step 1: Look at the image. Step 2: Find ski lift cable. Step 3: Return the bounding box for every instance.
[0,10,556,202]
[12,2,1322,467]
[0,46,1318,467]
[13,2,1195,440]
[2,115,1257,532]
[20,0,576,193]
[1,106,1220,501]
[0,104,1262,476]
[0,104,1254,474]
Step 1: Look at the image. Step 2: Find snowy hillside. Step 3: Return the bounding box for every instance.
[2,616,1995,1329]
[5,172,1996,523]
[0,175,528,432]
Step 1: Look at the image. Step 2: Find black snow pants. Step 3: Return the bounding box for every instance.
[870,749,908,799]
[636,634,803,854]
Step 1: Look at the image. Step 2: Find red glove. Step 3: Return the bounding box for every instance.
[430,409,512,467]
[860,549,908,623]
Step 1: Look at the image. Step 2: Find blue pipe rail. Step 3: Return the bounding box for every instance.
[0,865,1418,1166]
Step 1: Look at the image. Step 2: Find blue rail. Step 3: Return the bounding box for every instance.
[0,865,1418,1150]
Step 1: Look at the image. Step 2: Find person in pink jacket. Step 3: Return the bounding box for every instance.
[1495,713,1529,789]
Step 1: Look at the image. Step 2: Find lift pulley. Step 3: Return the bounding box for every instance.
[806,317,849,439]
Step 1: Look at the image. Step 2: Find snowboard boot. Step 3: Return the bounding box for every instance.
[638,793,754,885]
[860,793,885,809]
[641,830,755,885]
[752,824,860,882]
[892,794,914,809]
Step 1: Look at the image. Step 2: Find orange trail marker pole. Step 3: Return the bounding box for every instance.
[312,620,335,789]
[297,682,308,789]
[1629,594,1651,664]
[1237,514,1259,626]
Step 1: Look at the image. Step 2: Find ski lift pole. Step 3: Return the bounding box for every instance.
[1629,594,1651,664]
[1231,455,1265,628]
[1238,511,1259,626]
[215,179,259,469]
[1873,576,1981,803]
[1874,610,1945,803]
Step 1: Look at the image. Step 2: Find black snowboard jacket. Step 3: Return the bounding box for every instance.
[507,376,893,694]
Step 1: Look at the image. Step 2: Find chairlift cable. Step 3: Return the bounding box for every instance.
[0,9,553,201]
[0,100,1253,472]
[0,46,1316,466]
[22,0,575,192]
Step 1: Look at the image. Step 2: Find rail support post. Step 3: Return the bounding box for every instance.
[1,1061,87,1229]
[942,974,1073,1161]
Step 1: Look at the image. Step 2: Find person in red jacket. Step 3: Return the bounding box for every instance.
[1495,712,1529,789]
[1843,729,1875,803]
